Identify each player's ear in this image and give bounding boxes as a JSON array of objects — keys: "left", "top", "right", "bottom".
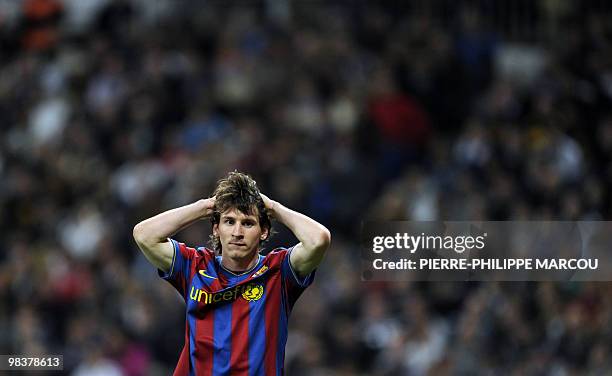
[
  {"left": 213, "top": 223, "right": 219, "bottom": 236},
  {"left": 260, "top": 226, "right": 269, "bottom": 240}
]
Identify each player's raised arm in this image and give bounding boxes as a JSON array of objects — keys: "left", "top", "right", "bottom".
[
  {"left": 262, "top": 194, "right": 331, "bottom": 278},
  {"left": 133, "top": 197, "right": 215, "bottom": 273}
]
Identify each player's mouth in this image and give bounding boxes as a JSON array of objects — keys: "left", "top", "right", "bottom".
[{"left": 229, "top": 242, "right": 247, "bottom": 247}]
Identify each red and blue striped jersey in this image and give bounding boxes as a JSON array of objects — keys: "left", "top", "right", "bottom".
[{"left": 158, "top": 239, "right": 315, "bottom": 376}]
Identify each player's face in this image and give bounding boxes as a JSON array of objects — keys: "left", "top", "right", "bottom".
[{"left": 213, "top": 208, "right": 268, "bottom": 261}]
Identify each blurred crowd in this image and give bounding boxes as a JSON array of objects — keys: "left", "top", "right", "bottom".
[{"left": 1, "top": 0, "right": 612, "bottom": 375}]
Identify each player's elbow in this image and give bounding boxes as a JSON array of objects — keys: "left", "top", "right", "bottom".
[
  {"left": 314, "top": 227, "right": 332, "bottom": 252},
  {"left": 133, "top": 222, "right": 157, "bottom": 249},
  {"left": 132, "top": 223, "right": 146, "bottom": 245}
]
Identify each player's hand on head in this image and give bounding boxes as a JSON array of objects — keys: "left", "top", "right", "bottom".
[
  {"left": 201, "top": 196, "right": 216, "bottom": 218},
  {"left": 260, "top": 193, "right": 277, "bottom": 213}
]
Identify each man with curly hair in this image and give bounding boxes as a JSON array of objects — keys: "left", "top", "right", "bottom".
[{"left": 133, "top": 171, "right": 331, "bottom": 376}]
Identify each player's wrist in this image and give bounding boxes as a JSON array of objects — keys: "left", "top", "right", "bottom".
[
  {"left": 268, "top": 200, "right": 278, "bottom": 213},
  {"left": 196, "top": 198, "right": 215, "bottom": 219}
]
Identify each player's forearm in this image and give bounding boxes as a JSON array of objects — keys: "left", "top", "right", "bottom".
[
  {"left": 268, "top": 201, "right": 331, "bottom": 253},
  {"left": 133, "top": 200, "right": 209, "bottom": 247}
]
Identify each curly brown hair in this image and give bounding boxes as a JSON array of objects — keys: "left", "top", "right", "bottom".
[{"left": 209, "top": 171, "right": 272, "bottom": 254}]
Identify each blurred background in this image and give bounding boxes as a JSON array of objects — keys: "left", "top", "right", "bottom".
[{"left": 1, "top": 0, "right": 612, "bottom": 374}]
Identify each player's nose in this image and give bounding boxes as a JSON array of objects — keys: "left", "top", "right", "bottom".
[{"left": 231, "top": 224, "right": 243, "bottom": 236}]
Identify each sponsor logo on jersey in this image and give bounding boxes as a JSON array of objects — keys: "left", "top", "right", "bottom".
[
  {"left": 198, "top": 270, "right": 217, "bottom": 279},
  {"left": 241, "top": 284, "right": 264, "bottom": 301},
  {"left": 190, "top": 283, "right": 264, "bottom": 304}
]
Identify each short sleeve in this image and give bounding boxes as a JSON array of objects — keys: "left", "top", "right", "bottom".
[
  {"left": 158, "top": 238, "right": 197, "bottom": 298},
  {"left": 280, "top": 246, "right": 315, "bottom": 308}
]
